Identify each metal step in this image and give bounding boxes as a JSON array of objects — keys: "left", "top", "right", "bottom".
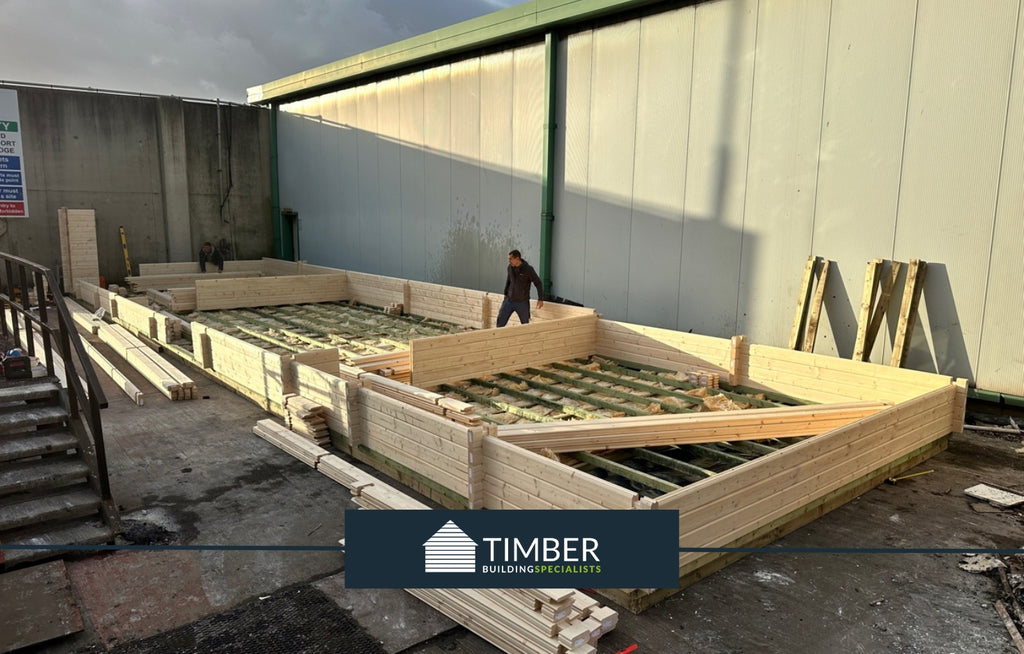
[
  {"left": 0, "top": 457, "right": 90, "bottom": 498},
  {"left": 0, "top": 405, "right": 69, "bottom": 434},
  {"left": 0, "top": 428, "right": 79, "bottom": 463},
  {"left": 0, "top": 486, "right": 101, "bottom": 532},
  {"left": 0, "top": 380, "right": 61, "bottom": 405},
  {"left": 1, "top": 519, "right": 115, "bottom": 569}
]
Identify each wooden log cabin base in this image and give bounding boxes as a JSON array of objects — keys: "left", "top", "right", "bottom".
[{"left": 86, "top": 262, "right": 964, "bottom": 617}]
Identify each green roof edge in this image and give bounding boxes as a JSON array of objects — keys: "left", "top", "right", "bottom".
[{"left": 247, "top": 0, "right": 666, "bottom": 104}]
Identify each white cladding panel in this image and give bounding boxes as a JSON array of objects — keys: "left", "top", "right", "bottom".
[
  {"left": 511, "top": 45, "right": 545, "bottom": 276},
  {"left": 978, "top": 3, "right": 1024, "bottom": 394},
  {"left": 626, "top": 8, "right": 693, "bottom": 329},
  {"left": 399, "top": 71, "right": 427, "bottom": 281},
  {"left": 892, "top": 2, "right": 1018, "bottom": 383},
  {"left": 423, "top": 65, "right": 454, "bottom": 284},
  {"left": 377, "top": 78, "right": 404, "bottom": 275},
  {"left": 739, "top": 0, "right": 828, "bottom": 348},
  {"left": 584, "top": 20, "right": 640, "bottom": 320},
  {"left": 552, "top": 32, "right": 593, "bottom": 304},
  {"left": 678, "top": 0, "right": 757, "bottom": 336}
]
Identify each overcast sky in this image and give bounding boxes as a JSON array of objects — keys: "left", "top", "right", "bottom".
[{"left": 1, "top": 0, "right": 521, "bottom": 104}]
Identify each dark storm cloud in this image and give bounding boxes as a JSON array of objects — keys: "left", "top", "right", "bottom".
[{"left": 0, "top": 0, "right": 520, "bottom": 103}]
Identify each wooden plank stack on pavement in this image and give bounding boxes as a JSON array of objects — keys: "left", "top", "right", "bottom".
[
  {"left": 247, "top": 417, "right": 619, "bottom": 654},
  {"left": 282, "top": 394, "right": 330, "bottom": 445},
  {"left": 65, "top": 297, "right": 197, "bottom": 400}
]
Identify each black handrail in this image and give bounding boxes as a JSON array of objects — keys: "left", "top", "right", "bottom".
[{"left": 0, "top": 252, "right": 112, "bottom": 506}]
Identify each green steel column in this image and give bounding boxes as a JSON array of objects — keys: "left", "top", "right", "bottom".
[
  {"left": 540, "top": 31, "right": 557, "bottom": 298},
  {"left": 270, "top": 105, "right": 285, "bottom": 259}
]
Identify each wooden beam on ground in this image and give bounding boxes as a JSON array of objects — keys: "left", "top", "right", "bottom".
[
  {"left": 495, "top": 401, "right": 888, "bottom": 453},
  {"left": 80, "top": 337, "right": 144, "bottom": 405},
  {"left": 890, "top": 259, "right": 927, "bottom": 368}
]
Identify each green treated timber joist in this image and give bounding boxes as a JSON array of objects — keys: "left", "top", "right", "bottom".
[{"left": 573, "top": 450, "right": 682, "bottom": 495}]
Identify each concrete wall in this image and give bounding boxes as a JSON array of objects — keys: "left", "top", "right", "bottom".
[
  {"left": 273, "top": 0, "right": 1024, "bottom": 398},
  {"left": 0, "top": 86, "right": 273, "bottom": 285}
]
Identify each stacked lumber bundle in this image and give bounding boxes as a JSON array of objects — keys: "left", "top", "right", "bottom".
[
  {"left": 67, "top": 298, "right": 197, "bottom": 400},
  {"left": 283, "top": 394, "right": 329, "bottom": 445},
  {"left": 253, "top": 419, "right": 328, "bottom": 467},
  {"left": 350, "top": 350, "right": 411, "bottom": 383},
  {"left": 687, "top": 370, "right": 720, "bottom": 389},
  {"left": 406, "top": 587, "right": 617, "bottom": 654},
  {"left": 79, "top": 338, "right": 144, "bottom": 405}
]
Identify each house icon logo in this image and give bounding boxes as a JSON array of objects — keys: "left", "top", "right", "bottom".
[{"left": 423, "top": 520, "right": 477, "bottom": 573}]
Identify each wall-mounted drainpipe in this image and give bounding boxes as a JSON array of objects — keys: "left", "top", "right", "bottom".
[
  {"left": 540, "top": 31, "right": 557, "bottom": 298},
  {"left": 270, "top": 105, "right": 284, "bottom": 259}
]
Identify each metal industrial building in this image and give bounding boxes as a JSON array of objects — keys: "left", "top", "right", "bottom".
[{"left": 249, "top": 0, "right": 1024, "bottom": 400}]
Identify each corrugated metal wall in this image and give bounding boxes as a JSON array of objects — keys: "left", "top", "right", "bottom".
[{"left": 277, "top": 0, "right": 1024, "bottom": 396}]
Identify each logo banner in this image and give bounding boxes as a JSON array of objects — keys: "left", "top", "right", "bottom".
[{"left": 345, "top": 510, "right": 679, "bottom": 589}]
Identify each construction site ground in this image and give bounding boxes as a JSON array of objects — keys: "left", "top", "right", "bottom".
[{"left": 11, "top": 350, "right": 1024, "bottom": 654}]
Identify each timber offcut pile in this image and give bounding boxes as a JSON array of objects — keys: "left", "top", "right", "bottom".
[
  {"left": 283, "top": 394, "right": 330, "bottom": 445},
  {"left": 251, "top": 419, "right": 620, "bottom": 654}
]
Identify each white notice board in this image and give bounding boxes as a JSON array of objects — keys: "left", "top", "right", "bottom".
[{"left": 0, "top": 89, "right": 28, "bottom": 218}]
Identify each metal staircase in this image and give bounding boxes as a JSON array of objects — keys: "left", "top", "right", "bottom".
[{"left": 0, "top": 253, "right": 119, "bottom": 570}]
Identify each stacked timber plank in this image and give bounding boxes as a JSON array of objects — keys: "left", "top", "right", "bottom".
[
  {"left": 66, "top": 298, "right": 197, "bottom": 400},
  {"left": 407, "top": 587, "right": 616, "bottom": 654},
  {"left": 253, "top": 419, "right": 329, "bottom": 468},
  {"left": 282, "top": 394, "right": 330, "bottom": 445},
  {"left": 350, "top": 350, "right": 411, "bottom": 383},
  {"left": 248, "top": 418, "right": 619, "bottom": 654},
  {"left": 58, "top": 207, "right": 100, "bottom": 291}
]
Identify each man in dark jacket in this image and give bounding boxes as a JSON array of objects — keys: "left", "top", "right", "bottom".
[
  {"left": 497, "top": 249, "right": 544, "bottom": 327},
  {"left": 199, "top": 242, "right": 224, "bottom": 272}
]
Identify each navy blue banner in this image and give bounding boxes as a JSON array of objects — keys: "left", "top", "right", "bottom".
[{"left": 345, "top": 510, "right": 679, "bottom": 589}]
